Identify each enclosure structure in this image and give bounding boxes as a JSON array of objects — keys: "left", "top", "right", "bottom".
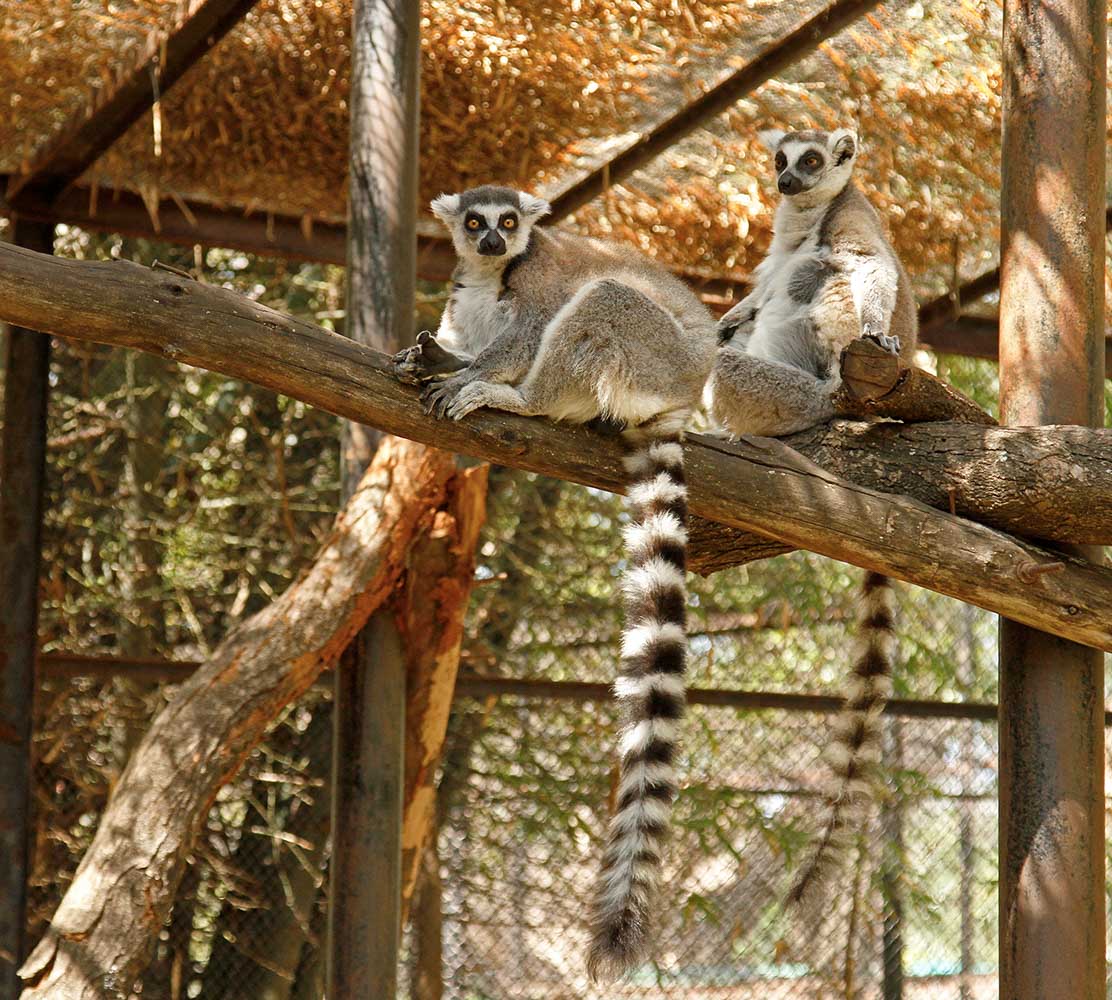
[{"left": 0, "top": 0, "right": 1109, "bottom": 998}]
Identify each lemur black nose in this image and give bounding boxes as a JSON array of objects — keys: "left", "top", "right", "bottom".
[
  {"left": 778, "top": 173, "right": 802, "bottom": 195},
  {"left": 478, "top": 232, "right": 506, "bottom": 256}
]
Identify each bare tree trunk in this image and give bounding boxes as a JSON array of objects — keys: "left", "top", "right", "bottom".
[
  {"left": 398, "top": 467, "right": 488, "bottom": 923},
  {"left": 411, "top": 811, "right": 444, "bottom": 1000},
  {"left": 18, "top": 437, "right": 476, "bottom": 999}
]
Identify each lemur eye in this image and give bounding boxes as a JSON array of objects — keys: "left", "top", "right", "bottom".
[
  {"left": 466, "top": 217, "right": 481, "bottom": 231},
  {"left": 804, "top": 154, "right": 820, "bottom": 167},
  {"left": 775, "top": 153, "right": 786, "bottom": 170},
  {"left": 502, "top": 216, "right": 517, "bottom": 230}
]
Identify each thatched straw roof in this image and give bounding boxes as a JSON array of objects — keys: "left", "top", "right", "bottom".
[{"left": 2, "top": 1, "right": 1111, "bottom": 305}]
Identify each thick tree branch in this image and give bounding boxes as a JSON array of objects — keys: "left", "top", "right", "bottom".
[
  {"left": 19, "top": 438, "right": 459, "bottom": 998},
  {"left": 833, "top": 337, "right": 997, "bottom": 425},
  {"left": 0, "top": 244, "right": 1110, "bottom": 650},
  {"left": 687, "top": 419, "right": 1112, "bottom": 572},
  {"left": 398, "top": 467, "right": 489, "bottom": 923}
]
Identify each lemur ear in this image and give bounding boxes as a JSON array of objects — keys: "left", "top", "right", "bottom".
[
  {"left": 830, "top": 129, "right": 858, "bottom": 166},
  {"left": 757, "top": 129, "right": 786, "bottom": 152},
  {"left": 430, "top": 193, "right": 461, "bottom": 223},
  {"left": 518, "top": 193, "right": 551, "bottom": 221}
]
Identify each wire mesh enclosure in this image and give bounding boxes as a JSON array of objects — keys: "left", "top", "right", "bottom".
[
  {"left": 30, "top": 533, "right": 1098, "bottom": 1000},
  {"left": 23, "top": 326, "right": 1108, "bottom": 998},
  {"left": 27, "top": 666, "right": 1050, "bottom": 1000},
  {"left": 434, "top": 689, "right": 1006, "bottom": 1000}
]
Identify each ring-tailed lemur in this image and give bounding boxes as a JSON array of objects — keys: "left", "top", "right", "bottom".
[
  {"left": 706, "top": 128, "right": 915, "bottom": 907},
  {"left": 392, "top": 185, "right": 717, "bottom": 979}
]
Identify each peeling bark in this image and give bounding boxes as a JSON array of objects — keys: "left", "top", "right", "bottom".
[
  {"left": 397, "top": 465, "right": 489, "bottom": 924},
  {"left": 19, "top": 437, "right": 458, "bottom": 1000}
]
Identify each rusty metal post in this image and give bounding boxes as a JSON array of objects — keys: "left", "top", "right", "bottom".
[
  {"left": 998, "top": 1, "right": 1106, "bottom": 998},
  {"left": 0, "top": 219, "right": 54, "bottom": 1000},
  {"left": 327, "top": 0, "right": 419, "bottom": 996}
]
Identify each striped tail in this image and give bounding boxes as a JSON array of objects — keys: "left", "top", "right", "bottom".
[
  {"left": 788, "top": 571, "right": 896, "bottom": 907},
  {"left": 586, "top": 431, "right": 689, "bottom": 982}
]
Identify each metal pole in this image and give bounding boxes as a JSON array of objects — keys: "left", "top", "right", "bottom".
[
  {"left": 998, "top": 1, "right": 1106, "bottom": 998},
  {"left": 0, "top": 219, "right": 54, "bottom": 999},
  {"left": 328, "top": 0, "right": 419, "bottom": 996}
]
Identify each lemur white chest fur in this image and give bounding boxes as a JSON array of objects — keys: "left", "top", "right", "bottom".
[
  {"left": 437, "top": 264, "right": 517, "bottom": 360},
  {"left": 745, "top": 200, "right": 828, "bottom": 366}
]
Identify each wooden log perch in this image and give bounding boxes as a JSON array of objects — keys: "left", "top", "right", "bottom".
[
  {"left": 833, "top": 336, "right": 997, "bottom": 424},
  {"left": 687, "top": 419, "right": 1112, "bottom": 573},
  {"left": 0, "top": 243, "right": 1110, "bottom": 651},
  {"left": 18, "top": 437, "right": 470, "bottom": 998}
]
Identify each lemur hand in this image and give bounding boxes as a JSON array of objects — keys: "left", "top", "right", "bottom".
[
  {"left": 716, "top": 296, "right": 758, "bottom": 346},
  {"left": 421, "top": 371, "right": 476, "bottom": 420},
  {"left": 392, "top": 331, "right": 470, "bottom": 385},
  {"left": 862, "top": 327, "right": 901, "bottom": 356}
]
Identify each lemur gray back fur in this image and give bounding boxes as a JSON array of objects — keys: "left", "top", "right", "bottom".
[
  {"left": 705, "top": 129, "right": 913, "bottom": 911},
  {"left": 392, "top": 186, "right": 717, "bottom": 981}
]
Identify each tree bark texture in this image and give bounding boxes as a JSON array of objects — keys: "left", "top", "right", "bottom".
[
  {"left": 18, "top": 437, "right": 463, "bottom": 999},
  {"left": 0, "top": 246, "right": 1110, "bottom": 650},
  {"left": 687, "top": 419, "right": 1112, "bottom": 572},
  {"left": 833, "top": 335, "right": 997, "bottom": 425},
  {"left": 397, "top": 466, "right": 488, "bottom": 924}
]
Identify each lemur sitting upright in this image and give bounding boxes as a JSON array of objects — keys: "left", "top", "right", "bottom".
[
  {"left": 707, "top": 128, "right": 917, "bottom": 907},
  {"left": 392, "top": 185, "right": 718, "bottom": 980}
]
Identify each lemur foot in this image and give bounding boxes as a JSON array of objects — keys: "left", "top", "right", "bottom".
[
  {"left": 392, "top": 330, "right": 469, "bottom": 385},
  {"left": 862, "top": 329, "right": 901, "bottom": 356}
]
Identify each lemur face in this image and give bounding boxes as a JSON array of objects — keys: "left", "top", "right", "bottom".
[
  {"left": 758, "top": 128, "right": 858, "bottom": 206},
  {"left": 431, "top": 185, "right": 550, "bottom": 264}
]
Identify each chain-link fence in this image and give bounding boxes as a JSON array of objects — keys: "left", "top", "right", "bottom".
[
  {"left": 23, "top": 460, "right": 1105, "bottom": 1000},
  {"left": 29, "top": 635, "right": 1086, "bottom": 1000},
  {"left": 435, "top": 692, "right": 1000, "bottom": 1000}
]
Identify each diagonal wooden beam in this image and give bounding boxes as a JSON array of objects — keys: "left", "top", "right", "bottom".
[
  {"left": 4, "top": 179, "right": 746, "bottom": 303},
  {"left": 546, "top": 0, "right": 884, "bottom": 221},
  {"left": 917, "top": 204, "right": 1112, "bottom": 333},
  {"left": 6, "top": 0, "right": 259, "bottom": 208}
]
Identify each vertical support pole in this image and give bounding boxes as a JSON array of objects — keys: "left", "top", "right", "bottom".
[
  {"left": 0, "top": 219, "right": 54, "bottom": 1000},
  {"left": 998, "top": 2, "right": 1106, "bottom": 999},
  {"left": 328, "top": 1, "right": 419, "bottom": 997},
  {"left": 880, "top": 719, "right": 904, "bottom": 1000}
]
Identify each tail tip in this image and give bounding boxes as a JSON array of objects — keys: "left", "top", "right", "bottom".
[
  {"left": 786, "top": 867, "right": 827, "bottom": 912},
  {"left": 586, "top": 932, "right": 645, "bottom": 983}
]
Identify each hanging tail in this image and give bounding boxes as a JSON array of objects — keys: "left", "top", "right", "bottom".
[
  {"left": 788, "top": 571, "right": 896, "bottom": 907},
  {"left": 587, "top": 419, "right": 689, "bottom": 981}
]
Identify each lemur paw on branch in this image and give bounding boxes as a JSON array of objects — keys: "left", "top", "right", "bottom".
[
  {"left": 707, "top": 127, "right": 915, "bottom": 910},
  {"left": 392, "top": 185, "right": 717, "bottom": 979}
]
